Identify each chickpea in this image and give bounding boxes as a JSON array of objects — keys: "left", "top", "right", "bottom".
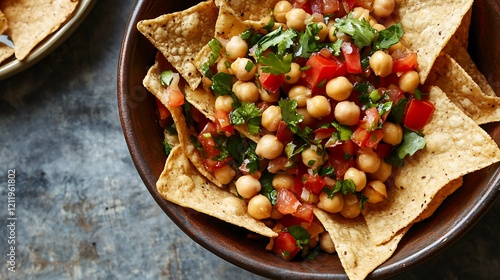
[
  {"left": 285, "top": 62, "right": 302, "bottom": 84},
  {"left": 398, "top": 70, "right": 420, "bottom": 93},
  {"left": 215, "top": 95, "right": 234, "bottom": 112},
  {"left": 216, "top": 57, "right": 232, "bottom": 74},
  {"left": 356, "top": 148, "right": 381, "bottom": 174},
  {"left": 370, "top": 50, "right": 393, "bottom": 77},
  {"left": 316, "top": 22, "right": 329, "bottom": 42},
  {"left": 213, "top": 164, "right": 236, "bottom": 185},
  {"left": 261, "top": 105, "right": 282, "bottom": 132},
  {"left": 340, "top": 193, "right": 361, "bottom": 219},
  {"left": 343, "top": 167, "right": 367, "bottom": 192},
  {"left": 328, "top": 25, "right": 337, "bottom": 42},
  {"left": 373, "top": 0, "right": 396, "bottom": 18},
  {"left": 372, "top": 23, "right": 386, "bottom": 32},
  {"left": 247, "top": 194, "right": 272, "bottom": 219},
  {"left": 362, "top": 180, "right": 387, "bottom": 203},
  {"left": 233, "top": 81, "right": 259, "bottom": 103},
  {"left": 369, "top": 160, "right": 392, "bottom": 182},
  {"left": 389, "top": 41, "right": 404, "bottom": 54},
  {"left": 334, "top": 101, "right": 360, "bottom": 126},
  {"left": 352, "top": 7, "right": 370, "bottom": 21},
  {"left": 255, "top": 134, "right": 285, "bottom": 160},
  {"left": 297, "top": 107, "right": 315, "bottom": 126},
  {"left": 259, "top": 86, "right": 281, "bottom": 102},
  {"left": 221, "top": 196, "right": 246, "bottom": 216},
  {"left": 306, "top": 95, "right": 331, "bottom": 119},
  {"left": 274, "top": 1, "right": 293, "bottom": 23},
  {"left": 326, "top": 76, "right": 353, "bottom": 101},
  {"left": 308, "top": 236, "right": 319, "bottom": 248},
  {"left": 231, "top": 57, "right": 257, "bottom": 81},
  {"left": 272, "top": 173, "right": 294, "bottom": 190},
  {"left": 382, "top": 121, "right": 403, "bottom": 145},
  {"left": 270, "top": 206, "right": 285, "bottom": 219},
  {"left": 225, "top": 36, "right": 248, "bottom": 60},
  {"left": 301, "top": 145, "right": 325, "bottom": 170},
  {"left": 317, "top": 192, "right": 344, "bottom": 213},
  {"left": 285, "top": 8, "right": 309, "bottom": 31},
  {"left": 288, "top": 85, "right": 311, "bottom": 107},
  {"left": 320, "top": 231, "right": 336, "bottom": 254},
  {"left": 235, "top": 175, "right": 262, "bottom": 199}
]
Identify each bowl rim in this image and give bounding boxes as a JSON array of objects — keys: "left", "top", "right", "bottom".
[{"left": 117, "top": 0, "right": 500, "bottom": 278}]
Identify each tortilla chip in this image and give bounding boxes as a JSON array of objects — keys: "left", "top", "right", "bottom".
[
  {"left": 426, "top": 53, "right": 500, "bottom": 124},
  {"left": 363, "top": 86, "right": 500, "bottom": 245},
  {"left": 393, "top": 0, "right": 473, "bottom": 84},
  {"left": 443, "top": 37, "right": 497, "bottom": 97},
  {"left": 215, "top": 0, "right": 280, "bottom": 21},
  {"left": 0, "top": 0, "right": 79, "bottom": 60},
  {"left": 451, "top": 7, "right": 472, "bottom": 49},
  {"left": 158, "top": 145, "right": 278, "bottom": 238},
  {"left": 413, "top": 177, "right": 463, "bottom": 223},
  {"left": 184, "top": 85, "right": 217, "bottom": 121},
  {"left": 0, "top": 10, "right": 8, "bottom": 34},
  {"left": 137, "top": 1, "right": 219, "bottom": 90},
  {"left": 314, "top": 209, "right": 406, "bottom": 280},
  {"left": 0, "top": 43, "right": 14, "bottom": 64}
]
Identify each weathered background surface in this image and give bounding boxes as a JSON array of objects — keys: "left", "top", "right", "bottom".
[{"left": 0, "top": 0, "right": 498, "bottom": 279}]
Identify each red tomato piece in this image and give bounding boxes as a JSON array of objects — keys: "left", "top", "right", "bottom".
[
  {"left": 303, "top": 174, "right": 326, "bottom": 194},
  {"left": 166, "top": 87, "right": 185, "bottom": 107},
  {"left": 404, "top": 98, "right": 435, "bottom": 131},
  {"left": 292, "top": 203, "right": 314, "bottom": 224},
  {"left": 314, "top": 127, "right": 336, "bottom": 140},
  {"left": 365, "top": 129, "right": 384, "bottom": 148},
  {"left": 392, "top": 52, "right": 418, "bottom": 73},
  {"left": 214, "top": 109, "right": 234, "bottom": 135},
  {"left": 304, "top": 53, "right": 347, "bottom": 93},
  {"left": 360, "top": 107, "right": 380, "bottom": 131},
  {"left": 197, "top": 122, "right": 220, "bottom": 159},
  {"left": 351, "top": 127, "right": 370, "bottom": 147},
  {"left": 375, "top": 142, "right": 392, "bottom": 158},
  {"left": 273, "top": 232, "right": 301, "bottom": 261},
  {"left": 259, "top": 73, "right": 285, "bottom": 94},
  {"left": 276, "top": 189, "right": 301, "bottom": 215},
  {"left": 341, "top": 41, "right": 362, "bottom": 74},
  {"left": 155, "top": 98, "right": 171, "bottom": 128},
  {"left": 276, "top": 121, "right": 295, "bottom": 143},
  {"left": 310, "top": 0, "right": 341, "bottom": 14},
  {"left": 292, "top": 0, "right": 313, "bottom": 14}
]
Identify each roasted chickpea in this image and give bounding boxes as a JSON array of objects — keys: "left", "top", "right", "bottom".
[
  {"left": 233, "top": 81, "right": 259, "bottom": 103},
  {"left": 334, "top": 101, "right": 360, "bottom": 126},
  {"left": 362, "top": 180, "right": 387, "bottom": 203},
  {"left": 306, "top": 95, "right": 331, "bottom": 119},
  {"left": 373, "top": 0, "right": 396, "bottom": 18},
  {"left": 261, "top": 105, "right": 282, "bottom": 132},
  {"left": 288, "top": 85, "right": 311, "bottom": 107},
  {"left": 255, "top": 134, "right": 285, "bottom": 160},
  {"left": 356, "top": 148, "right": 381, "bottom": 174},
  {"left": 225, "top": 36, "right": 248, "bottom": 60},
  {"left": 272, "top": 173, "right": 294, "bottom": 190},
  {"left": 216, "top": 57, "right": 232, "bottom": 74},
  {"left": 320, "top": 232, "right": 336, "bottom": 254},
  {"left": 369, "top": 160, "right": 392, "bottom": 182},
  {"left": 215, "top": 95, "right": 234, "bottom": 112},
  {"left": 398, "top": 70, "right": 420, "bottom": 93},
  {"left": 297, "top": 107, "right": 315, "bottom": 126},
  {"left": 213, "top": 164, "right": 236, "bottom": 185},
  {"left": 382, "top": 121, "right": 403, "bottom": 145},
  {"left": 285, "top": 62, "right": 302, "bottom": 84},
  {"left": 343, "top": 167, "right": 367, "bottom": 192},
  {"left": 231, "top": 57, "right": 257, "bottom": 81},
  {"left": 317, "top": 192, "right": 344, "bottom": 213},
  {"left": 247, "top": 194, "right": 272, "bottom": 219},
  {"left": 326, "top": 76, "right": 353, "bottom": 101},
  {"left": 274, "top": 0, "right": 293, "bottom": 23},
  {"left": 340, "top": 193, "right": 361, "bottom": 219},
  {"left": 370, "top": 50, "right": 393, "bottom": 77},
  {"left": 235, "top": 175, "right": 262, "bottom": 199},
  {"left": 301, "top": 145, "right": 325, "bottom": 170},
  {"left": 285, "top": 8, "right": 309, "bottom": 31}
]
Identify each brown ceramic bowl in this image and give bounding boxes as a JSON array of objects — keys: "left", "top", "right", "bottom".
[{"left": 117, "top": 1, "right": 500, "bottom": 278}]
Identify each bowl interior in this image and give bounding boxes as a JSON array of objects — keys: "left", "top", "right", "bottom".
[{"left": 117, "top": 0, "right": 500, "bottom": 278}]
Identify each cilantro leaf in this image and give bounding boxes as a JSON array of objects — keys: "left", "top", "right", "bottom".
[
  {"left": 163, "top": 139, "right": 173, "bottom": 156},
  {"left": 279, "top": 98, "right": 303, "bottom": 126},
  {"left": 258, "top": 52, "right": 293, "bottom": 74},
  {"left": 295, "top": 22, "right": 323, "bottom": 58},
  {"left": 229, "top": 102, "right": 262, "bottom": 134},
  {"left": 324, "top": 179, "right": 356, "bottom": 197},
  {"left": 388, "top": 97, "right": 408, "bottom": 123},
  {"left": 397, "top": 129, "right": 426, "bottom": 159},
  {"left": 210, "top": 72, "right": 235, "bottom": 96},
  {"left": 287, "top": 225, "right": 311, "bottom": 249},
  {"left": 334, "top": 13, "right": 377, "bottom": 48},
  {"left": 373, "top": 23, "right": 403, "bottom": 50},
  {"left": 254, "top": 26, "right": 297, "bottom": 58},
  {"left": 331, "top": 121, "right": 353, "bottom": 141},
  {"left": 260, "top": 171, "right": 277, "bottom": 205}
]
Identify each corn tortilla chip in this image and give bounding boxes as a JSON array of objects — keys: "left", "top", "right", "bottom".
[
  {"left": 137, "top": 1, "right": 219, "bottom": 90},
  {"left": 0, "top": 0, "right": 79, "bottom": 60},
  {"left": 0, "top": 9, "right": 8, "bottom": 34},
  {"left": 451, "top": 7, "right": 472, "bottom": 49},
  {"left": 393, "top": 0, "right": 473, "bottom": 84},
  {"left": 158, "top": 145, "right": 278, "bottom": 238},
  {"left": 0, "top": 43, "right": 14, "bottom": 64},
  {"left": 427, "top": 53, "right": 500, "bottom": 124},
  {"left": 215, "top": 0, "right": 280, "bottom": 21},
  {"left": 413, "top": 177, "right": 463, "bottom": 223},
  {"left": 363, "top": 86, "right": 500, "bottom": 245}
]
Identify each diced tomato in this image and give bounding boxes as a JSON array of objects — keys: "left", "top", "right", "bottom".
[
  {"left": 365, "top": 129, "right": 384, "bottom": 148},
  {"left": 155, "top": 98, "right": 171, "bottom": 128},
  {"left": 292, "top": 203, "right": 314, "bottom": 224},
  {"left": 342, "top": 0, "right": 372, "bottom": 12},
  {"left": 197, "top": 122, "right": 220, "bottom": 159},
  {"left": 268, "top": 156, "right": 298, "bottom": 174},
  {"left": 279, "top": 214, "right": 303, "bottom": 227},
  {"left": 303, "top": 174, "right": 326, "bottom": 194},
  {"left": 273, "top": 232, "right": 301, "bottom": 261},
  {"left": 378, "top": 74, "right": 400, "bottom": 88},
  {"left": 292, "top": 0, "right": 313, "bottom": 14},
  {"left": 352, "top": 127, "right": 370, "bottom": 147},
  {"left": 326, "top": 153, "right": 355, "bottom": 179},
  {"left": 310, "top": 0, "right": 341, "bottom": 14},
  {"left": 375, "top": 142, "right": 392, "bottom": 158},
  {"left": 259, "top": 73, "right": 285, "bottom": 94},
  {"left": 214, "top": 109, "right": 234, "bottom": 135},
  {"left": 381, "top": 87, "right": 405, "bottom": 104},
  {"left": 304, "top": 53, "right": 347, "bottom": 93},
  {"left": 276, "top": 189, "right": 301, "bottom": 215},
  {"left": 276, "top": 121, "right": 295, "bottom": 143},
  {"left": 314, "top": 127, "right": 336, "bottom": 141},
  {"left": 392, "top": 52, "right": 418, "bottom": 73},
  {"left": 341, "top": 41, "right": 362, "bottom": 74},
  {"left": 166, "top": 86, "right": 185, "bottom": 107},
  {"left": 360, "top": 107, "right": 380, "bottom": 131},
  {"left": 404, "top": 98, "right": 435, "bottom": 131}
]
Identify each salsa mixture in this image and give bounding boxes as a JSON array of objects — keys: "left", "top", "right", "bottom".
[{"left": 157, "top": 0, "right": 435, "bottom": 261}]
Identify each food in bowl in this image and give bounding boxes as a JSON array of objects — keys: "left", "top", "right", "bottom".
[{"left": 132, "top": 0, "right": 500, "bottom": 279}]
